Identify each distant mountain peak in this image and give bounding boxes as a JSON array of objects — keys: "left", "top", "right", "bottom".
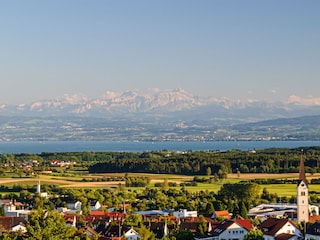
[
  {"left": 1, "top": 89, "right": 320, "bottom": 120},
  {"left": 287, "top": 95, "right": 320, "bottom": 106}
]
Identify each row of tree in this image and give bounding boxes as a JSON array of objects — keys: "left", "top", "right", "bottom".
[
  {"left": 88, "top": 147, "right": 320, "bottom": 175},
  {"left": 1, "top": 146, "right": 320, "bottom": 175}
]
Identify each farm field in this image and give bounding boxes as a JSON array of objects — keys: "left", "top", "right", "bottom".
[{"left": 1, "top": 172, "right": 319, "bottom": 197}]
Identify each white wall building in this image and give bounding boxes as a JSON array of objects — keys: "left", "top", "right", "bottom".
[
  {"left": 259, "top": 218, "right": 302, "bottom": 240},
  {"left": 66, "top": 201, "right": 82, "bottom": 211},
  {"left": 297, "top": 153, "right": 309, "bottom": 223},
  {"left": 124, "top": 227, "right": 140, "bottom": 240},
  {"left": 173, "top": 209, "right": 197, "bottom": 218}
]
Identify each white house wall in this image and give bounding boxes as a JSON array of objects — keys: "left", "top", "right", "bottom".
[
  {"left": 125, "top": 229, "right": 140, "bottom": 240},
  {"left": 276, "top": 222, "right": 302, "bottom": 237},
  {"left": 218, "top": 223, "right": 248, "bottom": 240}
]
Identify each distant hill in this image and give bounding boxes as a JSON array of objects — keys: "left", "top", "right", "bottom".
[
  {"left": 229, "top": 115, "right": 320, "bottom": 141},
  {"left": 1, "top": 89, "right": 320, "bottom": 141}
]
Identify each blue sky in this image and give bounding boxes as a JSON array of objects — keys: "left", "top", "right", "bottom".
[{"left": 0, "top": 0, "right": 319, "bottom": 104}]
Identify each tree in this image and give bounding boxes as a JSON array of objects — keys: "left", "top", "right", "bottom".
[
  {"left": 244, "top": 229, "right": 264, "bottom": 240},
  {"left": 123, "top": 214, "right": 143, "bottom": 227},
  {"left": 25, "top": 209, "right": 76, "bottom": 239},
  {"left": 218, "top": 182, "right": 260, "bottom": 206},
  {"left": 0, "top": 231, "right": 23, "bottom": 240},
  {"left": 239, "top": 201, "right": 248, "bottom": 219},
  {"left": 197, "top": 215, "right": 208, "bottom": 236},
  {"left": 237, "top": 169, "right": 241, "bottom": 178},
  {"left": 232, "top": 202, "right": 239, "bottom": 218},
  {"left": 0, "top": 205, "right": 5, "bottom": 216},
  {"left": 206, "top": 167, "right": 212, "bottom": 176},
  {"left": 136, "top": 224, "right": 155, "bottom": 240},
  {"left": 162, "top": 179, "right": 169, "bottom": 191},
  {"left": 204, "top": 202, "right": 215, "bottom": 217},
  {"left": 173, "top": 230, "right": 194, "bottom": 240}
]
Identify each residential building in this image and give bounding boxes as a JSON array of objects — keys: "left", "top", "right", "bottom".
[
  {"left": 66, "top": 200, "right": 82, "bottom": 211},
  {"left": 258, "top": 218, "right": 302, "bottom": 240},
  {"left": 174, "top": 209, "right": 197, "bottom": 218},
  {"left": 205, "top": 219, "right": 252, "bottom": 240},
  {"left": 89, "top": 200, "right": 101, "bottom": 211},
  {"left": 305, "top": 221, "right": 320, "bottom": 240},
  {"left": 211, "top": 210, "right": 231, "bottom": 220},
  {"left": 0, "top": 216, "right": 26, "bottom": 233}
]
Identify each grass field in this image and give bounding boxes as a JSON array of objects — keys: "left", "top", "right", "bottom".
[{"left": 0, "top": 172, "right": 319, "bottom": 197}]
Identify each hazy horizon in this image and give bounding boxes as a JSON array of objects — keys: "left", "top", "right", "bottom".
[{"left": 1, "top": 1, "right": 319, "bottom": 104}]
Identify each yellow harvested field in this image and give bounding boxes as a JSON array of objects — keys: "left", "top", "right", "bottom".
[
  {"left": 229, "top": 173, "right": 320, "bottom": 180},
  {"left": 0, "top": 178, "right": 125, "bottom": 188},
  {"left": 228, "top": 173, "right": 298, "bottom": 179},
  {"left": 1, "top": 172, "right": 319, "bottom": 192}
]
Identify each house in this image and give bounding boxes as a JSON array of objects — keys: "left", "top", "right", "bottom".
[
  {"left": 101, "top": 225, "right": 140, "bottom": 240},
  {"left": 258, "top": 218, "right": 302, "bottom": 240},
  {"left": 64, "top": 215, "right": 77, "bottom": 227},
  {"left": 0, "top": 199, "right": 16, "bottom": 212},
  {"left": 180, "top": 221, "right": 199, "bottom": 233},
  {"left": 0, "top": 200, "right": 24, "bottom": 212},
  {"left": 206, "top": 219, "right": 252, "bottom": 240},
  {"left": 212, "top": 210, "right": 231, "bottom": 220},
  {"left": 58, "top": 207, "right": 82, "bottom": 215},
  {"left": 90, "top": 200, "right": 101, "bottom": 211},
  {"left": 0, "top": 216, "right": 26, "bottom": 233},
  {"left": 5, "top": 209, "right": 31, "bottom": 219},
  {"left": 305, "top": 221, "right": 320, "bottom": 240},
  {"left": 134, "top": 210, "right": 169, "bottom": 216},
  {"left": 178, "top": 216, "right": 219, "bottom": 235},
  {"left": 89, "top": 210, "right": 125, "bottom": 223},
  {"left": 145, "top": 222, "right": 170, "bottom": 239},
  {"left": 66, "top": 200, "right": 82, "bottom": 211},
  {"left": 10, "top": 222, "right": 27, "bottom": 233},
  {"left": 310, "top": 216, "right": 320, "bottom": 223},
  {"left": 124, "top": 227, "right": 140, "bottom": 240},
  {"left": 174, "top": 209, "right": 197, "bottom": 218},
  {"left": 85, "top": 226, "right": 99, "bottom": 239}
]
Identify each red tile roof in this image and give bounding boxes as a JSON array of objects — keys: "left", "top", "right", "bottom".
[
  {"left": 258, "top": 218, "right": 298, "bottom": 237},
  {"left": 211, "top": 220, "right": 234, "bottom": 236},
  {"left": 309, "top": 215, "right": 320, "bottom": 223},
  {"left": 215, "top": 210, "right": 231, "bottom": 219},
  {"left": 90, "top": 210, "right": 106, "bottom": 216},
  {"left": 235, "top": 219, "right": 253, "bottom": 231}
]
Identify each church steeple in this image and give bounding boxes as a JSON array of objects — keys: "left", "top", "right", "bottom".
[
  {"left": 298, "top": 150, "right": 307, "bottom": 184},
  {"left": 297, "top": 149, "right": 309, "bottom": 224}
]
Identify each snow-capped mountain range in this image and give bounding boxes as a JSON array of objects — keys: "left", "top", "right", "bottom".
[{"left": 1, "top": 88, "right": 320, "bottom": 120}]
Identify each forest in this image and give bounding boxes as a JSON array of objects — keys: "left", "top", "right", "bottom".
[
  {"left": 1, "top": 146, "right": 319, "bottom": 176},
  {"left": 86, "top": 147, "right": 320, "bottom": 175}
]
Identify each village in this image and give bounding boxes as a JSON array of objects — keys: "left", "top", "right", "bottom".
[{"left": 0, "top": 154, "right": 320, "bottom": 240}]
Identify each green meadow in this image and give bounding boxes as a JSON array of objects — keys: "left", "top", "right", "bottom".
[{"left": 0, "top": 172, "right": 319, "bottom": 198}]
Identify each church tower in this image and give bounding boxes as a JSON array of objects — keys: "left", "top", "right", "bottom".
[
  {"left": 36, "top": 181, "right": 41, "bottom": 194},
  {"left": 297, "top": 151, "right": 309, "bottom": 223}
]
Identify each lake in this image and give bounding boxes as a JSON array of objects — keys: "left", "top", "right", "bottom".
[{"left": 0, "top": 140, "right": 319, "bottom": 154}]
